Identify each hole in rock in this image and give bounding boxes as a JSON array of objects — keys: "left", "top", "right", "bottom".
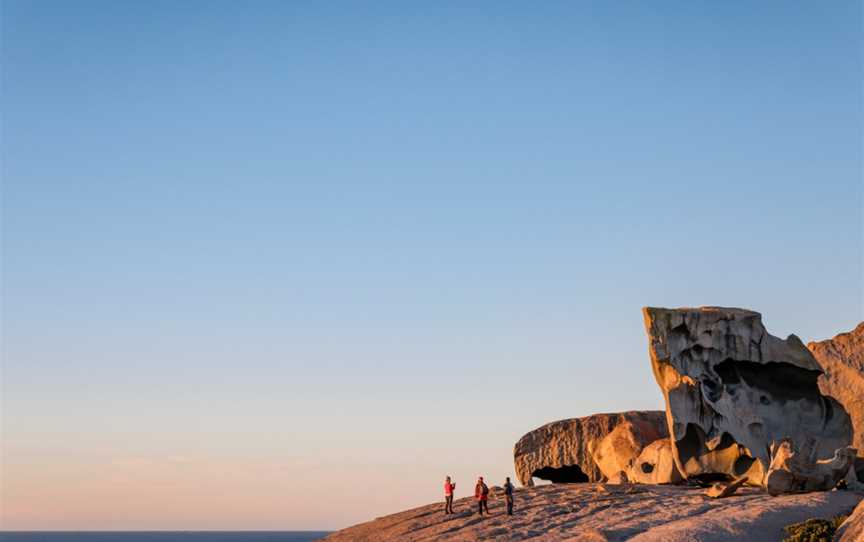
[
  {"left": 671, "top": 323, "right": 689, "bottom": 335},
  {"left": 677, "top": 424, "right": 738, "bottom": 463},
  {"left": 531, "top": 465, "right": 589, "bottom": 483},
  {"left": 701, "top": 377, "right": 722, "bottom": 402},
  {"left": 676, "top": 423, "right": 705, "bottom": 465},
  {"left": 733, "top": 455, "right": 756, "bottom": 476},
  {"left": 713, "top": 359, "right": 823, "bottom": 403}
]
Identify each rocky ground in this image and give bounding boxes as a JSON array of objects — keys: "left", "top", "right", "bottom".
[{"left": 323, "top": 483, "right": 863, "bottom": 542}]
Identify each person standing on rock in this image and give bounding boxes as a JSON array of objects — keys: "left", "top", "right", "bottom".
[
  {"left": 503, "top": 477, "right": 514, "bottom": 515},
  {"left": 443, "top": 476, "right": 456, "bottom": 514},
  {"left": 475, "top": 476, "right": 489, "bottom": 516}
]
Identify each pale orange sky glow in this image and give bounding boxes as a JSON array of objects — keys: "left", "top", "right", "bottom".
[
  {"left": 3, "top": 451, "right": 442, "bottom": 530},
  {"left": 1, "top": 426, "right": 532, "bottom": 530}
]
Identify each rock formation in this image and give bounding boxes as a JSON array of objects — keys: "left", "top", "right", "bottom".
[
  {"left": 706, "top": 476, "right": 748, "bottom": 499},
  {"left": 629, "top": 438, "right": 684, "bottom": 485},
  {"left": 513, "top": 411, "right": 670, "bottom": 486},
  {"left": 642, "top": 307, "right": 853, "bottom": 486},
  {"left": 592, "top": 414, "right": 671, "bottom": 484},
  {"left": 835, "top": 498, "right": 864, "bottom": 542},
  {"left": 809, "top": 322, "right": 864, "bottom": 483},
  {"left": 323, "top": 482, "right": 864, "bottom": 542},
  {"left": 764, "top": 437, "right": 857, "bottom": 496}
]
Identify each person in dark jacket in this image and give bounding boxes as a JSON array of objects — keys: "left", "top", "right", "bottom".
[
  {"left": 503, "top": 477, "right": 514, "bottom": 515},
  {"left": 443, "top": 476, "right": 456, "bottom": 514},
  {"left": 474, "top": 476, "right": 489, "bottom": 516}
]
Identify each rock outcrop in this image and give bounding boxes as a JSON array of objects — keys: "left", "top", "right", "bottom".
[
  {"left": 323, "top": 483, "right": 864, "bottom": 542},
  {"left": 764, "top": 437, "right": 857, "bottom": 496},
  {"left": 629, "top": 438, "right": 683, "bottom": 485},
  {"left": 809, "top": 322, "right": 864, "bottom": 483},
  {"left": 642, "top": 307, "right": 853, "bottom": 486},
  {"left": 835, "top": 498, "right": 864, "bottom": 542},
  {"left": 513, "top": 411, "right": 670, "bottom": 486}
]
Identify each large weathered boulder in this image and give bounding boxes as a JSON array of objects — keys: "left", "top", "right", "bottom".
[
  {"left": 764, "top": 437, "right": 856, "bottom": 496},
  {"left": 513, "top": 411, "right": 669, "bottom": 486},
  {"left": 642, "top": 307, "right": 853, "bottom": 486},
  {"left": 834, "top": 498, "right": 864, "bottom": 542},
  {"left": 809, "top": 322, "right": 864, "bottom": 483},
  {"left": 630, "top": 438, "right": 684, "bottom": 485},
  {"left": 593, "top": 414, "right": 671, "bottom": 483}
]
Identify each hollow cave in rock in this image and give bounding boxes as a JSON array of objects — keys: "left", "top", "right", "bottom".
[
  {"left": 713, "top": 359, "right": 824, "bottom": 403},
  {"left": 531, "top": 464, "right": 589, "bottom": 483}
]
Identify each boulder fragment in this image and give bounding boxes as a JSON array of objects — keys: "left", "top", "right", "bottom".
[
  {"left": 764, "top": 437, "right": 857, "bottom": 496},
  {"left": 642, "top": 306, "right": 853, "bottom": 485},
  {"left": 705, "top": 476, "right": 748, "bottom": 498}
]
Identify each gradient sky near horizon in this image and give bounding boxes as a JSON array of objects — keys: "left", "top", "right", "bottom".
[{"left": 1, "top": 0, "right": 862, "bottom": 532}]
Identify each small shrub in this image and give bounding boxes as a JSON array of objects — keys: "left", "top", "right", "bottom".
[{"left": 782, "top": 514, "right": 848, "bottom": 542}]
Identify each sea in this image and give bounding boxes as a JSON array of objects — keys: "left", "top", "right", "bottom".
[{"left": 0, "top": 534, "right": 330, "bottom": 542}]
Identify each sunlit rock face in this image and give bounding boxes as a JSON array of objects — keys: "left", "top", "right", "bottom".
[
  {"left": 513, "top": 411, "right": 669, "bottom": 486},
  {"left": 808, "top": 322, "right": 864, "bottom": 482},
  {"left": 836, "top": 498, "right": 864, "bottom": 542},
  {"left": 642, "top": 306, "right": 853, "bottom": 485},
  {"left": 630, "top": 438, "right": 684, "bottom": 485},
  {"left": 764, "top": 437, "right": 856, "bottom": 496}
]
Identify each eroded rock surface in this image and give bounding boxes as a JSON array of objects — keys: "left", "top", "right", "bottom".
[
  {"left": 323, "top": 483, "right": 864, "bottom": 542},
  {"left": 630, "top": 439, "right": 683, "bottom": 485},
  {"left": 764, "top": 437, "right": 857, "bottom": 496},
  {"left": 643, "top": 306, "right": 853, "bottom": 486},
  {"left": 706, "top": 476, "right": 749, "bottom": 499},
  {"left": 809, "top": 322, "right": 864, "bottom": 483},
  {"left": 835, "top": 498, "right": 864, "bottom": 542},
  {"left": 513, "top": 411, "right": 668, "bottom": 486}
]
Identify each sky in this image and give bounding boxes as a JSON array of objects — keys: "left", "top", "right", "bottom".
[{"left": 1, "top": 0, "right": 862, "bottom": 532}]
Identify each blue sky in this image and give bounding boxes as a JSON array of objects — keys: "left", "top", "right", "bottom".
[{"left": 2, "top": 0, "right": 862, "bottom": 531}]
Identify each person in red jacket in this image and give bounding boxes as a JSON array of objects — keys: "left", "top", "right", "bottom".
[
  {"left": 474, "top": 476, "right": 489, "bottom": 516},
  {"left": 443, "top": 476, "right": 456, "bottom": 514}
]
